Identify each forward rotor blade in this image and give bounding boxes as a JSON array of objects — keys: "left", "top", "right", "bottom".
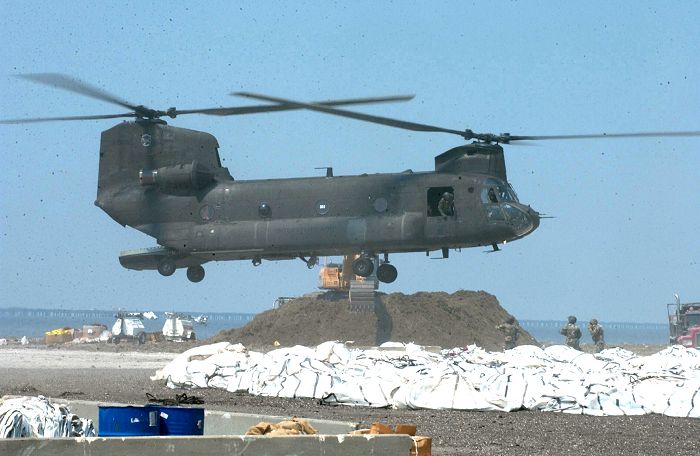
[
  {"left": 0, "top": 112, "right": 137, "bottom": 124},
  {"left": 176, "top": 95, "right": 415, "bottom": 116},
  {"left": 235, "top": 92, "right": 468, "bottom": 138},
  {"left": 0, "top": 96, "right": 415, "bottom": 124},
  {"left": 508, "top": 131, "right": 700, "bottom": 141},
  {"left": 18, "top": 73, "right": 142, "bottom": 113}
]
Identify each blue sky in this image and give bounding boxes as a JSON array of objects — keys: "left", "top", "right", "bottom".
[{"left": 1, "top": 1, "right": 698, "bottom": 323}]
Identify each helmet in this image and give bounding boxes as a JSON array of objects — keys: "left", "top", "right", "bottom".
[
  {"left": 506, "top": 316, "right": 515, "bottom": 324},
  {"left": 442, "top": 192, "right": 454, "bottom": 201},
  {"left": 567, "top": 315, "right": 577, "bottom": 324},
  {"left": 589, "top": 318, "right": 598, "bottom": 325}
]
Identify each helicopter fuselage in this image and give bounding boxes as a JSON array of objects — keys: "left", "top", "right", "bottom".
[{"left": 96, "top": 121, "right": 539, "bottom": 281}]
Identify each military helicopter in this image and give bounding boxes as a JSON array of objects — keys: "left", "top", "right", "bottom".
[{"left": 3, "top": 74, "right": 699, "bottom": 284}]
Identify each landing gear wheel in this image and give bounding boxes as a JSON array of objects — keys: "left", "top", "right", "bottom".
[
  {"left": 113, "top": 337, "right": 120, "bottom": 345},
  {"left": 377, "top": 263, "right": 398, "bottom": 283},
  {"left": 189, "top": 332, "right": 196, "bottom": 341},
  {"left": 157, "top": 258, "right": 176, "bottom": 276},
  {"left": 352, "top": 257, "right": 375, "bottom": 277},
  {"left": 138, "top": 332, "right": 146, "bottom": 345},
  {"left": 186, "top": 265, "right": 205, "bottom": 283}
]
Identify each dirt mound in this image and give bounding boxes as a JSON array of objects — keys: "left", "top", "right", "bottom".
[{"left": 211, "top": 290, "right": 537, "bottom": 351}]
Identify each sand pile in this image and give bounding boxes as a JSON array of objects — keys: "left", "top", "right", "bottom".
[{"left": 211, "top": 290, "right": 537, "bottom": 351}]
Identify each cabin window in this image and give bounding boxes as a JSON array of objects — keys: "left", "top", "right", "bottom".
[
  {"left": 427, "top": 186, "right": 455, "bottom": 217},
  {"left": 373, "top": 197, "right": 388, "bottom": 213},
  {"left": 317, "top": 200, "right": 329, "bottom": 215},
  {"left": 258, "top": 202, "right": 272, "bottom": 218}
]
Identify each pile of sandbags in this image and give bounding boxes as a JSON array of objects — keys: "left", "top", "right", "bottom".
[{"left": 152, "top": 341, "right": 700, "bottom": 417}]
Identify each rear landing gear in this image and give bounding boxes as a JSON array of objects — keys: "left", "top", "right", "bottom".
[
  {"left": 352, "top": 253, "right": 399, "bottom": 283},
  {"left": 377, "top": 263, "right": 398, "bottom": 283},
  {"left": 352, "top": 257, "right": 375, "bottom": 277},
  {"left": 186, "top": 265, "right": 205, "bottom": 283},
  {"left": 157, "top": 258, "right": 176, "bottom": 276}
]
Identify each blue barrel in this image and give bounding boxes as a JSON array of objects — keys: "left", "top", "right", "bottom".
[
  {"left": 157, "top": 406, "right": 205, "bottom": 436},
  {"left": 98, "top": 406, "right": 160, "bottom": 436}
]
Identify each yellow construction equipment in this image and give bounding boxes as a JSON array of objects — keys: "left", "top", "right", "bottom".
[{"left": 319, "top": 255, "right": 365, "bottom": 291}]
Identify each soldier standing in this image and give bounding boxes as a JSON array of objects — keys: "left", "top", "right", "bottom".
[
  {"left": 588, "top": 318, "right": 605, "bottom": 353},
  {"left": 559, "top": 315, "right": 582, "bottom": 350},
  {"left": 496, "top": 315, "right": 520, "bottom": 350}
]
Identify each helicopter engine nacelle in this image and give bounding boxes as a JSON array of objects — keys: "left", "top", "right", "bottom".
[{"left": 139, "top": 160, "right": 214, "bottom": 192}]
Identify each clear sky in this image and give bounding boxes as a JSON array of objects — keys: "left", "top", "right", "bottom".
[{"left": 1, "top": 1, "right": 698, "bottom": 323}]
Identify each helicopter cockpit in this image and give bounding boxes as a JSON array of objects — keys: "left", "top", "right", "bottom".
[
  {"left": 481, "top": 178, "right": 537, "bottom": 237},
  {"left": 480, "top": 178, "right": 519, "bottom": 204}
]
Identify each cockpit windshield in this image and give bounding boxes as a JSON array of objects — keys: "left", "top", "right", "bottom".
[{"left": 481, "top": 179, "right": 519, "bottom": 203}]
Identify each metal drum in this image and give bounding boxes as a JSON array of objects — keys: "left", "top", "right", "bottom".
[
  {"left": 98, "top": 405, "right": 160, "bottom": 437},
  {"left": 156, "top": 406, "right": 205, "bottom": 436}
]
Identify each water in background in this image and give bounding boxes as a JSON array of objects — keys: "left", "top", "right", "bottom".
[
  {"left": 0, "top": 308, "right": 669, "bottom": 345},
  {"left": 0, "top": 308, "right": 254, "bottom": 340},
  {"left": 520, "top": 320, "right": 668, "bottom": 345}
]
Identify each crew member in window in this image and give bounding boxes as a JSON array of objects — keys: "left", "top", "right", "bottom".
[
  {"left": 438, "top": 192, "right": 455, "bottom": 217},
  {"left": 488, "top": 188, "right": 498, "bottom": 203}
]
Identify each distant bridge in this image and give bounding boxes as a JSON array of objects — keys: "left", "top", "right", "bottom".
[
  {"left": 519, "top": 319, "right": 667, "bottom": 332},
  {"left": 0, "top": 308, "right": 255, "bottom": 323}
]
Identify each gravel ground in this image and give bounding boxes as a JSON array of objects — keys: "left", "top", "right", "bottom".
[{"left": 1, "top": 347, "right": 697, "bottom": 455}]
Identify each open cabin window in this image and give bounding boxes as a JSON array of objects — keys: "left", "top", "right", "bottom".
[{"left": 427, "top": 186, "right": 455, "bottom": 217}]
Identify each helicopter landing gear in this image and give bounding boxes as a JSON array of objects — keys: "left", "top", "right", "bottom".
[
  {"left": 186, "top": 265, "right": 205, "bottom": 283},
  {"left": 252, "top": 257, "right": 262, "bottom": 267},
  {"left": 299, "top": 255, "right": 318, "bottom": 269},
  {"left": 377, "top": 263, "right": 398, "bottom": 284},
  {"left": 352, "top": 256, "right": 375, "bottom": 277},
  {"left": 157, "top": 257, "right": 176, "bottom": 276}
]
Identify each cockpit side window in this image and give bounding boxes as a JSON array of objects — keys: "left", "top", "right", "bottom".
[
  {"left": 427, "top": 186, "right": 455, "bottom": 217},
  {"left": 481, "top": 179, "right": 518, "bottom": 203},
  {"left": 481, "top": 187, "right": 499, "bottom": 203}
]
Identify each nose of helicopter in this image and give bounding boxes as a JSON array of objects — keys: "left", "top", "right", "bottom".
[
  {"left": 527, "top": 206, "right": 541, "bottom": 232},
  {"left": 502, "top": 203, "right": 540, "bottom": 239}
]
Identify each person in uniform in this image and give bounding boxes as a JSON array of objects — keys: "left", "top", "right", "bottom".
[
  {"left": 496, "top": 315, "right": 520, "bottom": 350},
  {"left": 559, "top": 315, "right": 582, "bottom": 350},
  {"left": 587, "top": 318, "right": 605, "bottom": 353},
  {"left": 437, "top": 192, "right": 455, "bottom": 216}
]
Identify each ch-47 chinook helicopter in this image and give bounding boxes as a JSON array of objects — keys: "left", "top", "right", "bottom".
[{"left": 3, "top": 74, "right": 699, "bottom": 284}]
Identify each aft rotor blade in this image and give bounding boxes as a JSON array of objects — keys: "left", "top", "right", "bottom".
[
  {"left": 235, "top": 92, "right": 469, "bottom": 138},
  {"left": 18, "top": 73, "right": 142, "bottom": 113},
  {"left": 0, "top": 112, "right": 137, "bottom": 124},
  {"left": 508, "top": 131, "right": 700, "bottom": 141},
  {"left": 177, "top": 95, "right": 416, "bottom": 116}
]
